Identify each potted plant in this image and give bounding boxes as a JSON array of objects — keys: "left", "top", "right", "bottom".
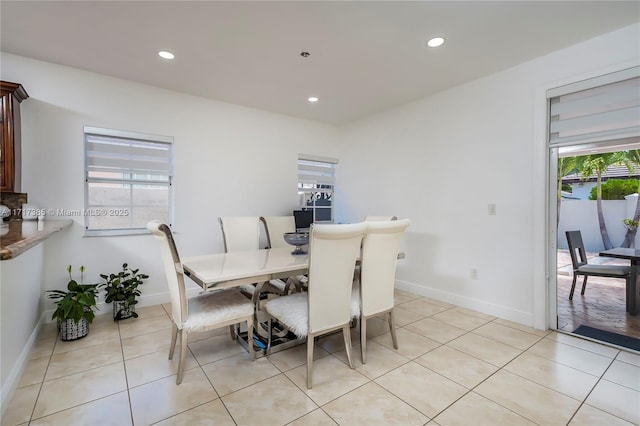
[
  {"left": 622, "top": 218, "right": 640, "bottom": 248},
  {"left": 100, "top": 263, "right": 149, "bottom": 320},
  {"left": 47, "top": 265, "right": 99, "bottom": 341}
]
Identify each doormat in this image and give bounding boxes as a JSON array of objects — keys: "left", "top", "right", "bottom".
[{"left": 573, "top": 325, "right": 640, "bottom": 351}]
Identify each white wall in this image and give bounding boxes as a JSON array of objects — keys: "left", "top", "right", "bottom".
[
  {"left": 558, "top": 200, "right": 630, "bottom": 252},
  {"left": 336, "top": 23, "right": 640, "bottom": 326}
]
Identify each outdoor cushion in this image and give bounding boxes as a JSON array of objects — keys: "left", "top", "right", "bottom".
[{"left": 577, "top": 264, "right": 630, "bottom": 276}]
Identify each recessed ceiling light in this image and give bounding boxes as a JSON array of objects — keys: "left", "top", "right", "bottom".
[
  {"left": 158, "top": 51, "right": 175, "bottom": 60},
  {"left": 427, "top": 37, "right": 445, "bottom": 48},
  {"left": 308, "top": 97, "right": 319, "bottom": 103}
]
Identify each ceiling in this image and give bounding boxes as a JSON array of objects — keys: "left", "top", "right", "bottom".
[{"left": 1, "top": 1, "right": 639, "bottom": 125}]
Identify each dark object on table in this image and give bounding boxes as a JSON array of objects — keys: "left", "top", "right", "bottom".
[{"left": 293, "top": 210, "right": 313, "bottom": 231}]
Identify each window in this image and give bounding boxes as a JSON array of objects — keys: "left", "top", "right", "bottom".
[
  {"left": 84, "top": 126, "right": 173, "bottom": 236},
  {"left": 297, "top": 154, "right": 337, "bottom": 222},
  {"left": 548, "top": 66, "right": 639, "bottom": 147}
]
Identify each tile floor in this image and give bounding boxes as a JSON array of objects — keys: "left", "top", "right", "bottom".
[{"left": 3, "top": 290, "right": 639, "bottom": 426}]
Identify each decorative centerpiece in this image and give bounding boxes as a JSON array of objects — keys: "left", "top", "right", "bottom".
[
  {"left": 47, "top": 265, "right": 99, "bottom": 341},
  {"left": 283, "top": 232, "right": 309, "bottom": 255}
]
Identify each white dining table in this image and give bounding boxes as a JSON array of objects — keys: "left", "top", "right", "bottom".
[
  {"left": 182, "top": 246, "right": 309, "bottom": 292},
  {"left": 182, "top": 245, "right": 405, "bottom": 291},
  {"left": 182, "top": 246, "right": 310, "bottom": 354}
]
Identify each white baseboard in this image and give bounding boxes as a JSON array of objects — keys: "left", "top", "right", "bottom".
[{"left": 395, "top": 279, "right": 536, "bottom": 328}]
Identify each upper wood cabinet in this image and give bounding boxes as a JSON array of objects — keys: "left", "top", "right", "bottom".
[{"left": 1, "top": 81, "right": 28, "bottom": 193}]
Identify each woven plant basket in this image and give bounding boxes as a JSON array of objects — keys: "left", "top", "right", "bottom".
[
  {"left": 59, "top": 317, "right": 89, "bottom": 341},
  {"left": 113, "top": 300, "right": 135, "bottom": 320}
]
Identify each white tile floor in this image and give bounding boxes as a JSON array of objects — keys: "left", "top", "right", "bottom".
[{"left": 3, "top": 291, "right": 639, "bottom": 426}]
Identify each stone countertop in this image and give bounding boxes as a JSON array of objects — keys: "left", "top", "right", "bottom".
[{"left": 0, "top": 219, "right": 73, "bottom": 260}]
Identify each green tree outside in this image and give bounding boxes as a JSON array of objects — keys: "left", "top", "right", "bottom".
[
  {"left": 579, "top": 152, "right": 633, "bottom": 250},
  {"left": 588, "top": 178, "right": 640, "bottom": 200}
]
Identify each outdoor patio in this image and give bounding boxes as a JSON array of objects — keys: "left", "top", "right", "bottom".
[{"left": 557, "top": 250, "right": 640, "bottom": 339}]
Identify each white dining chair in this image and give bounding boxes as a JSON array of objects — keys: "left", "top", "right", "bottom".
[
  {"left": 260, "top": 216, "right": 296, "bottom": 248},
  {"left": 147, "top": 220, "right": 255, "bottom": 384},
  {"left": 219, "top": 216, "right": 290, "bottom": 302},
  {"left": 264, "top": 222, "right": 367, "bottom": 389},
  {"left": 352, "top": 218, "right": 410, "bottom": 363},
  {"left": 354, "top": 216, "right": 398, "bottom": 282},
  {"left": 261, "top": 215, "right": 309, "bottom": 292},
  {"left": 219, "top": 216, "right": 261, "bottom": 252}
]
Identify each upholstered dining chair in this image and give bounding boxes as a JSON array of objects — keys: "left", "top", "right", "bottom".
[
  {"left": 219, "top": 217, "right": 289, "bottom": 302},
  {"left": 261, "top": 216, "right": 308, "bottom": 293},
  {"left": 147, "top": 220, "right": 255, "bottom": 384},
  {"left": 352, "top": 219, "right": 410, "bottom": 363},
  {"left": 565, "top": 230, "right": 631, "bottom": 300},
  {"left": 364, "top": 215, "right": 398, "bottom": 221},
  {"left": 351, "top": 216, "right": 398, "bottom": 287},
  {"left": 219, "top": 216, "right": 261, "bottom": 253},
  {"left": 260, "top": 216, "right": 296, "bottom": 248},
  {"left": 264, "top": 222, "right": 367, "bottom": 389}
]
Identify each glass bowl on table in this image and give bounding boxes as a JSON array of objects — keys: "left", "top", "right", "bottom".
[{"left": 283, "top": 232, "right": 309, "bottom": 255}]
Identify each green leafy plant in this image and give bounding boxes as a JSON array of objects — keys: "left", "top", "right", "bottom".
[
  {"left": 623, "top": 218, "right": 639, "bottom": 231},
  {"left": 588, "top": 178, "right": 639, "bottom": 200},
  {"left": 100, "top": 263, "right": 149, "bottom": 320},
  {"left": 47, "top": 265, "right": 99, "bottom": 324}
]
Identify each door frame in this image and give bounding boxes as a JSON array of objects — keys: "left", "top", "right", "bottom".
[{"left": 537, "top": 60, "right": 640, "bottom": 331}]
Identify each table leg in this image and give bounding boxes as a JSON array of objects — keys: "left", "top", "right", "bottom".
[{"left": 630, "top": 261, "right": 639, "bottom": 315}]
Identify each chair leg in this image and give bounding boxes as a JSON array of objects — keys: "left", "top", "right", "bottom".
[
  {"left": 176, "top": 330, "right": 188, "bottom": 385},
  {"left": 388, "top": 311, "right": 398, "bottom": 350},
  {"left": 626, "top": 276, "right": 632, "bottom": 312},
  {"left": 266, "top": 317, "right": 273, "bottom": 355},
  {"left": 247, "top": 317, "right": 255, "bottom": 362},
  {"left": 580, "top": 275, "right": 588, "bottom": 295},
  {"left": 169, "top": 324, "right": 178, "bottom": 360},
  {"left": 343, "top": 325, "right": 355, "bottom": 370},
  {"left": 229, "top": 324, "right": 236, "bottom": 341},
  {"left": 307, "top": 333, "right": 315, "bottom": 389},
  {"left": 291, "top": 276, "right": 303, "bottom": 293},
  {"left": 283, "top": 278, "right": 293, "bottom": 295},
  {"left": 252, "top": 283, "right": 264, "bottom": 310},
  {"left": 360, "top": 317, "right": 367, "bottom": 364},
  {"left": 569, "top": 274, "right": 578, "bottom": 300}
]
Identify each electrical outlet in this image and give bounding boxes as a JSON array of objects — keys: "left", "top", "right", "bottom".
[{"left": 470, "top": 268, "right": 479, "bottom": 280}]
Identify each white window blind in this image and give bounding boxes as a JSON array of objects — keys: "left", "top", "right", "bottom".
[
  {"left": 84, "top": 126, "right": 174, "bottom": 236},
  {"left": 548, "top": 66, "right": 640, "bottom": 147},
  {"left": 297, "top": 154, "right": 337, "bottom": 222}
]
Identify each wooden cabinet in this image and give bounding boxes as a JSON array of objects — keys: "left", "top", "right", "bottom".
[{"left": 1, "top": 81, "right": 28, "bottom": 193}]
